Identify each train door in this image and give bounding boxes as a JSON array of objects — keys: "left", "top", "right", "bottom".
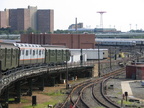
[{"left": 0, "top": 48, "right": 6, "bottom": 71}]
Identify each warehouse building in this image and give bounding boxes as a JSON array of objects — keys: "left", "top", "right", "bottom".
[
  {"left": 20, "top": 33, "right": 95, "bottom": 49},
  {"left": 126, "top": 62, "right": 144, "bottom": 80}
]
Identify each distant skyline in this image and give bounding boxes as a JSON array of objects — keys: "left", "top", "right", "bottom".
[{"left": 0, "top": 0, "right": 144, "bottom": 32}]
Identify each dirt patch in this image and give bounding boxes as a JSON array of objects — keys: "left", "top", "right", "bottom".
[
  {"left": 9, "top": 85, "right": 66, "bottom": 108},
  {"left": 9, "top": 78, "right": 88, "bottom": 108}
]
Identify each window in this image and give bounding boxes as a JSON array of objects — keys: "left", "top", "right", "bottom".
[
  {"left": 51, "top": 50, "right": 55, "bottom": 56},
  {"left": 39, "top": 50, "right": 41, "bottom": 55},
  {"left": 33, "top": 50, "right": 35, "bottom": 56},
  {"left": 7, "top": 49, "right": 10, "bottom": 59},
  {"left": 57, "top": 50, "right": 61, "bottom": 55},
  {"left": 26, "top": 50, "right": 28, "bottom": 56},
  {"left": 46, "top": 50, "right": 49, "bottom": 56},
  {"left": 13, "top": 49, "right": 16, "bottom": 58},
  {"left": 0, "top": 49, "right": 3, "bottom": 59}
]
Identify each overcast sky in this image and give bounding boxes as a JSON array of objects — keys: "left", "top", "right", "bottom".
[{"left": 0, "top": 0, "right": 144, "bottom": 32}]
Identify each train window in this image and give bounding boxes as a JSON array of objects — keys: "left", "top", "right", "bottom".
[
  {"left": 33, "top": 50, "right": 35, "bottom": 56},
  {"left": 53, "top": 50, "right": 55, "bottom": 56},
  {"left": 46, "top": 50, "right": 49, "bottom": 56},
  {"left": 26, "top": 50, "right": 28, "bottom": 56},
  {"left": 57, "top": 50, "right": 61, "bottom": 55},
  {"left": 12, "top": 49, "right": 15, "bottom": 58},
  {"left": 0, "top": 49, "right": 3, "bottom": 59},
  {"left": 7, "top": 50, "right": 10, "bottom": 59},
  {"left": 50, "top": 50, "right": 55, "bottom": 56},
  {"left": 39, "top": 50, "right": 41, "bottom": 55},
  {"left": 63, "top": 50, "right": 66, "bottom": 55}
]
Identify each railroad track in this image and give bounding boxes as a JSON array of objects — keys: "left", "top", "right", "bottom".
[{"left": 60, "top": 68, "right": 125, "bottom": 108}]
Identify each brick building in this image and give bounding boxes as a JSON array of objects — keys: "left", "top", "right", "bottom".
[
  {"left": 37, "top": 10, "right": 54, "bottom": 33},
  {"left": 17, "top": 9, "right": 30, "bottom": 31},
  {"left": 9, "top": 9, "right": 17, "bottom": 30},
  {"left": 126, "top": 63, "right": 144, "bottom": 80},
  {"left": 21, "top": 33, "right": 95, "bottom": 49}
]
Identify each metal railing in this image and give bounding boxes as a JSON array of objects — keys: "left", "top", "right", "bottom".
[{"left": 0, "top": 61, "right": 96, "bottom": 94}]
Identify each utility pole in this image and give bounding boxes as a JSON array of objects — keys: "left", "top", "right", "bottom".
[
  {"left": 80, "top": 49, "right": 83, "bottom": 66},
  {"left": 109, "top": 47, "right": 112, "bottom": 70},
  {"left": 98, "top": 43, "right": 101, "bottom": 77},
  {"left": 66, "top": 50, "right": 69, "bottom": 89}
]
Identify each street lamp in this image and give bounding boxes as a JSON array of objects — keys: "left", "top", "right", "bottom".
[
  {"left": 109, "top": 46, "right": 112, "bottom": 70},
  {"left": 66, "top": 50, "right": 69, "bottom": 89}
]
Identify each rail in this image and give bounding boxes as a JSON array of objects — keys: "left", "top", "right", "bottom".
[
  {"left": 0, "top": 61, "right": 96, "bottom": 94},
  {"left": 0, "top": 58, "right": 132, "bottom": 95}
]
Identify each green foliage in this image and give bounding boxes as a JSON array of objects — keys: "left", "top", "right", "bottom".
[
  {"left": 42, "top": 90, "right": 64, "bottom": 96},
  {"left": 129, "top": 29, "right": 144, "bottom": 33},
  {"left": 8, "top": 98, "right": 15, "bottom": 101},
  {"left": 0, "top": 27, "right": 40, "bottom": 34},
  {"left": 117, "top": 100, "right": 133, "bottom": 105}
]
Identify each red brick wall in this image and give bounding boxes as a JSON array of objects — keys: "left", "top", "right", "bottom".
[
  {"left": 126, "top": 65, "right": 136, "bottom": 79},
  {"left": 20, "top": 34, "right": 95, "bottom": 49}
]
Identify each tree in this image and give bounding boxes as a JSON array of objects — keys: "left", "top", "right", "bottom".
[{"left": 26, "top": 27, "right": 35, "bottom": 34}]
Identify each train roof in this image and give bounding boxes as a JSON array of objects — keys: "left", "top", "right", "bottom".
[
  {"left": 41, "top": 44, "right": 67, "bottom": 48},
  {"left": 95, "top": 38, "right": 144, "bottom": 42},
  {"left": 0, "top": 42, "right": 18, "bottom": 48},
  {"left": 13, "top": 43, "right": 42, "bottom": 48}
]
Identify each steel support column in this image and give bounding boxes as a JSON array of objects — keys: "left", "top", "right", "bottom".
[
  {"left": 27, "top": 79, "right": 32, "bottom": 96},
  {"left": 2, "top": 87, "right": 9, "bottom": 108},
  {"left": 39, "top": 75, "right": 44, "bottom": 91},
  {"left": 15, "top": 81, "right": 21, "bottom": 103}
]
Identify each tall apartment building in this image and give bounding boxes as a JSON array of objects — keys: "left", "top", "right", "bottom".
[
  {"left": 37, "top": 10, "right": 54, "bottom": 33},
  {"left": 28, "top": 6, "right": 37, "bottom": 30},
  {"left": 0, "top": 6, "right": 54, "bottom": 33},
  {"left": 5, "top": 9, "right": 9, "bottom": 27},
  {"left": 0, "top": 11, "right": 7, "bottom": 28},
  {"left": 17, "top": 9, "right": 30, "bottom": 31},
  {"left": 9, "top": 9, "right": 18, "bottom": 31}
]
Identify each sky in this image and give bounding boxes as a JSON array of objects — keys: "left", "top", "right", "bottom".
[{"left": 0, "top": 0, "right": 144, "bottom": 32}]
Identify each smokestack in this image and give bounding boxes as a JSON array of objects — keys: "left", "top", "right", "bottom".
[{"left": 75, "top": 17, "right": 77, "bottom": 33}]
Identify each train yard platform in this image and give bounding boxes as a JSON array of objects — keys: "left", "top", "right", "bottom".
[
  {"left": 121, "top": 80, "right": 144, "bottom": 102},
  {"left": 121, "top": 81, "right": 133, "bottom": 96}
]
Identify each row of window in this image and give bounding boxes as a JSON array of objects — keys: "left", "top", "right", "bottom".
[
  {"left": 0, "top": 49, "right": 17, "bottom": 59},
  {"left": 0, "top": 49, "right": 68, "bottom": 58},
  {"left": 20, "top": 50, "right": 67, "bottom": 56},
  {"left": 21, "top": 50, "right": 44, "bottom": 56}
]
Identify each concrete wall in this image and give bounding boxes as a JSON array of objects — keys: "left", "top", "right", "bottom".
[{"left": 92, "top": 64, "right": 98, "bottom": 77}]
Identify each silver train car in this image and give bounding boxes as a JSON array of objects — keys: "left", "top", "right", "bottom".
[{"left": 96, "top": 39, "right": 136, "bottom": 46}]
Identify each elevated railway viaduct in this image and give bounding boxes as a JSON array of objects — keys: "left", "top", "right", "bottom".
[{"left": 0, "top": 59, "right": 128, "bottom": 108}]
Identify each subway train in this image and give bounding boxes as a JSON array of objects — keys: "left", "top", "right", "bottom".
[
  {"left": 96, "top": 39, "right": 136, "bottom": 46},
  {"left": 0, "top": 42, "right": 70, "bottom": 72}
]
